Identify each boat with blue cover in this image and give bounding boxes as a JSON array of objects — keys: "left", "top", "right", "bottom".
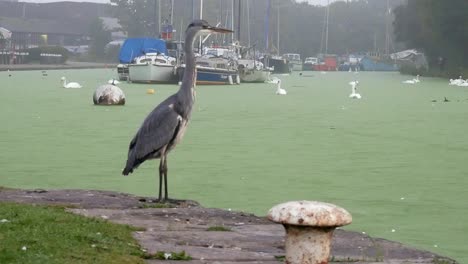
[{"left": 117, "top": 38, "right": 178, "bottom": 83}]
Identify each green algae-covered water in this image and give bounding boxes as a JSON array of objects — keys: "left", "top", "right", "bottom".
[{"left": 1, "top": 68, "right": 467, "bottom": 262}]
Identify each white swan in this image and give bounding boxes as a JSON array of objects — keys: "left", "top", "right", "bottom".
[
  {"left": 349, "top": 81, "right": 361, "bottom": 99},
  {"left": 276, "top": 80, "right": 287, "bottom": 95},
  {"left": 61, "top": 77, "right": 82, "bottom": 89},
  {"left": 108, "top": 79, "right": 120, "bottom": 85},
  {"left": 403, "top": 75, "right": 419, "bottom": 84},
  {"left": 458, "top": 79, "right": 468, "bottom": 87},
  {"left": 449, "top": 76, "right": 463, "bottom": 85}
]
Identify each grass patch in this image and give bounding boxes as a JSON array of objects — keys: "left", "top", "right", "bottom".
[
  {"left": 144, "top": 250, "right": 192, "bottom": 260},
  {"left": 0, "top": 186, "right": 14, "bottom": 192},
  {"left": 0, "top": 202, "right": 146, "bottom": 264},
  {"left": 432, "top": 257, "right": 458, "bottom": 264},
  {"left": 206, "top": 226, "right": 231, "bottom": 232}
]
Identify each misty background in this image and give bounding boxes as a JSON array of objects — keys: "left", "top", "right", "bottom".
[{"left": 0, "top": 0, "right": 467, "bottom": 76}]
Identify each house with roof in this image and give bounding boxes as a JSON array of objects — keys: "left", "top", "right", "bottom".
[{"left": 0, "top": 1, "right": 124, "bottom": 51}]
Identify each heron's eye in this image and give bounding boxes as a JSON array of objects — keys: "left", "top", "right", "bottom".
[{"left": 188, "top": 23, "right": 194, "bottom": 27}]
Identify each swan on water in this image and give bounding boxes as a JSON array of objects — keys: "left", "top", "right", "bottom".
[
  {"left": 61, "top": 77, "right": 82, "bottom": 89},
  {"left": 449, "top": 76, "right": 463, "bottom": 85},
  {"left": 349, "top": 81, "right": 361, "bottom": 99},
  {"left": 276, "top": 79, "right": 287, "bottom": 95},
  {"left": 403, "top": 75, "right": 419, "bottom": 84}
]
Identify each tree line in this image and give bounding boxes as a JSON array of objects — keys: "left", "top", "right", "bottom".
[{"left": 393, "top": 0, "right": 468, "bottom": 76}]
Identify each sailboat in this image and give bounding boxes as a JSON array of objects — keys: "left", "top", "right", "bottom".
[
  {"left": 260, "top": 0, "right": 290, "bottom": 74},
  {"left": 176, "top": 0, "right": 239, "bottom": 85},
  {"left": 238, "top": 0, "right": 272, "bottom": 83},
  {"left": 360, "top": 0, "right": 398, "bottom": 71},
  {"left": 238, "top": 51, "right": 272, "bottom": 83},
  {"left": 313, "top": 0, "right": 338, "bottom": 71}
]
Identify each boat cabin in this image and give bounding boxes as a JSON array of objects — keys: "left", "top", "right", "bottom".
[{"left": 133, "top": 53, "right": 176, "bottom": 66}]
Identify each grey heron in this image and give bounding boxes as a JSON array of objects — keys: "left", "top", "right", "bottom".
[{"left": 122, "top": 20, "right": 233, "bottom": 201}]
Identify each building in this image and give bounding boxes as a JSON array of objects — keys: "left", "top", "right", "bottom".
[{"left": 0, "top": 1, "right": 120, "bottom": 50}]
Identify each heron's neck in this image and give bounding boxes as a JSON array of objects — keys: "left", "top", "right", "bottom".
[{"left": 180, "top": 31, "right": 197, "bottom": 97}]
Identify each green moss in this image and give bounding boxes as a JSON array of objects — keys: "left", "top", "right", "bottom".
[
  {"left": 0, "top": 202, "right": 146, "bottom": 264},
  {"left": 206, "top": 226, "right": 231, "bottom": 232},
  {"left": 144, "top": 251, "right": 192, "bottom": 260}
]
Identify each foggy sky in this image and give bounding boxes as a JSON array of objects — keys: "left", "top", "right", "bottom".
[
  {"left": 20, "top": 0, "right": 111, "bottom": 3},
  {"left": 20, "top": 0, "right": 342, "bottom": 6}
]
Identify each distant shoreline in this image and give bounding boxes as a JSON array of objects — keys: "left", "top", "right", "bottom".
[{"left": 0, "top": 61, "right": 117, "bottom": 72}]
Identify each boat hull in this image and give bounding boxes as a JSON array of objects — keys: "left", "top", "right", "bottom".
[
  {"left": 128, "top": 64, "right": 177, "bottom": 83},
  {"left": 360, "top": 56, "right": 398, "bottom": 71},
  {"left": 261, "top": 57, "right": 291, "bottom": 74},
  {"left": 178, "top": 66, "right": 239, "bottom": 85},
  {"left": 289, "top": 61, "right": 303, "bottom": 71},
  {"left": 239, "top": 68, "right": 271, "bottom": 83},
  {"left": 302, "top": 63, "right": 315, "bottom": 71}
]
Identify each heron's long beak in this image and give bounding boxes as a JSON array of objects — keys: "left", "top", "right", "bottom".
[{"left": 208, "top": 26, "right": 234, "bottom": 34}]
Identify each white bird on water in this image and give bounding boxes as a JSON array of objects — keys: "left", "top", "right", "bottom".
[
  {"left": 449, "top": 76, "right": 463, "bottom": 85},
  {"left": 349, "top": 81, "right": 361, "bottom": 99},
  {"left": 403, "top": 75, "right": 420, "bottom": 84},
  {"left": 275, "top": 79, "right": 287, "bottom": 95},
  {"left": 458, "top": 80, "right": 468, "bottom": 87},
  {"left": 61, "top": 77, "right": 82, "bottom": 89}
]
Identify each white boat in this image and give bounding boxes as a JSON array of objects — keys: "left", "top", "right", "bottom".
[
  {"left": 238, "top": 59, "right": 271, "bottom": 83},
  {"left": 117, "top": 38, "right": 178, "bottom": 83},
  {"left": 128, "top": 53, "right": 177, "bottom": 83},
  {"left": 283, "top": 53, "right": 303, "bottom": 71}
]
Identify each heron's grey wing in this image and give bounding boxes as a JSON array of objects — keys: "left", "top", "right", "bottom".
[
  {"left": 135, "top": 106, "right": 181, "bottom": 159},
  {"left": 124, "top": 105, "right": 181, "bottom": 174}
]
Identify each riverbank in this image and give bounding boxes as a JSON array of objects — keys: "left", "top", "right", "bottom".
[
  {"left": 0, "top": 188, "right": 459, "bottom": 264},
  {"left": 0, "top": 61, "right": 116, "bottom": 71}
]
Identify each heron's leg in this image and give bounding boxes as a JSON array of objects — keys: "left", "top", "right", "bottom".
[
  {"left": 158, "top": 157, "right": 165, "bottom": 201},
  {"left": 163, "top": 156, "right": 168, "bottom": 200}
]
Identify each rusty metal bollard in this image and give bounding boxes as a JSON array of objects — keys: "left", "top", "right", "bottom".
[{"left": 268, "top": 201, "right": 352, "bottom": 264}]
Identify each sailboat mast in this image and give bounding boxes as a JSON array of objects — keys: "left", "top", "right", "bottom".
[
  {"left": 246, "top": 0, "right": 250, "bottom": 46},
  {"left": 325, "top": 0, "right": 329, "bottom": 54},
  {"left": 158, "top": 0, "right": 161, "bottom": 37},
  {"left": 237, "top": 0, "right": 241, "bottom": 42},
  {"left": 199, "top": 0, "right": 203, "bottom": 51},
  {"left": 385, "top": 0, "right": 390, "bottom": 55},
  {"left": 200, "top": 0, "right": 203, "bottom": 20},
  {"left": 265, "top": 0, "right": 271, "bottom": 51},
  {"left": 231, "top": 0, "right": 235, "bottom": 43},
  {"left": 170, "top": 0, "right": 174, "bottom": 25},
  {"left": 277, "top": 4, "right": 279, "bottom": 54}
]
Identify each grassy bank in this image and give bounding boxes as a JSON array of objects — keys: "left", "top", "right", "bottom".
[{"left": 0, "top": 203, "right": 145, "bottom": 264}]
